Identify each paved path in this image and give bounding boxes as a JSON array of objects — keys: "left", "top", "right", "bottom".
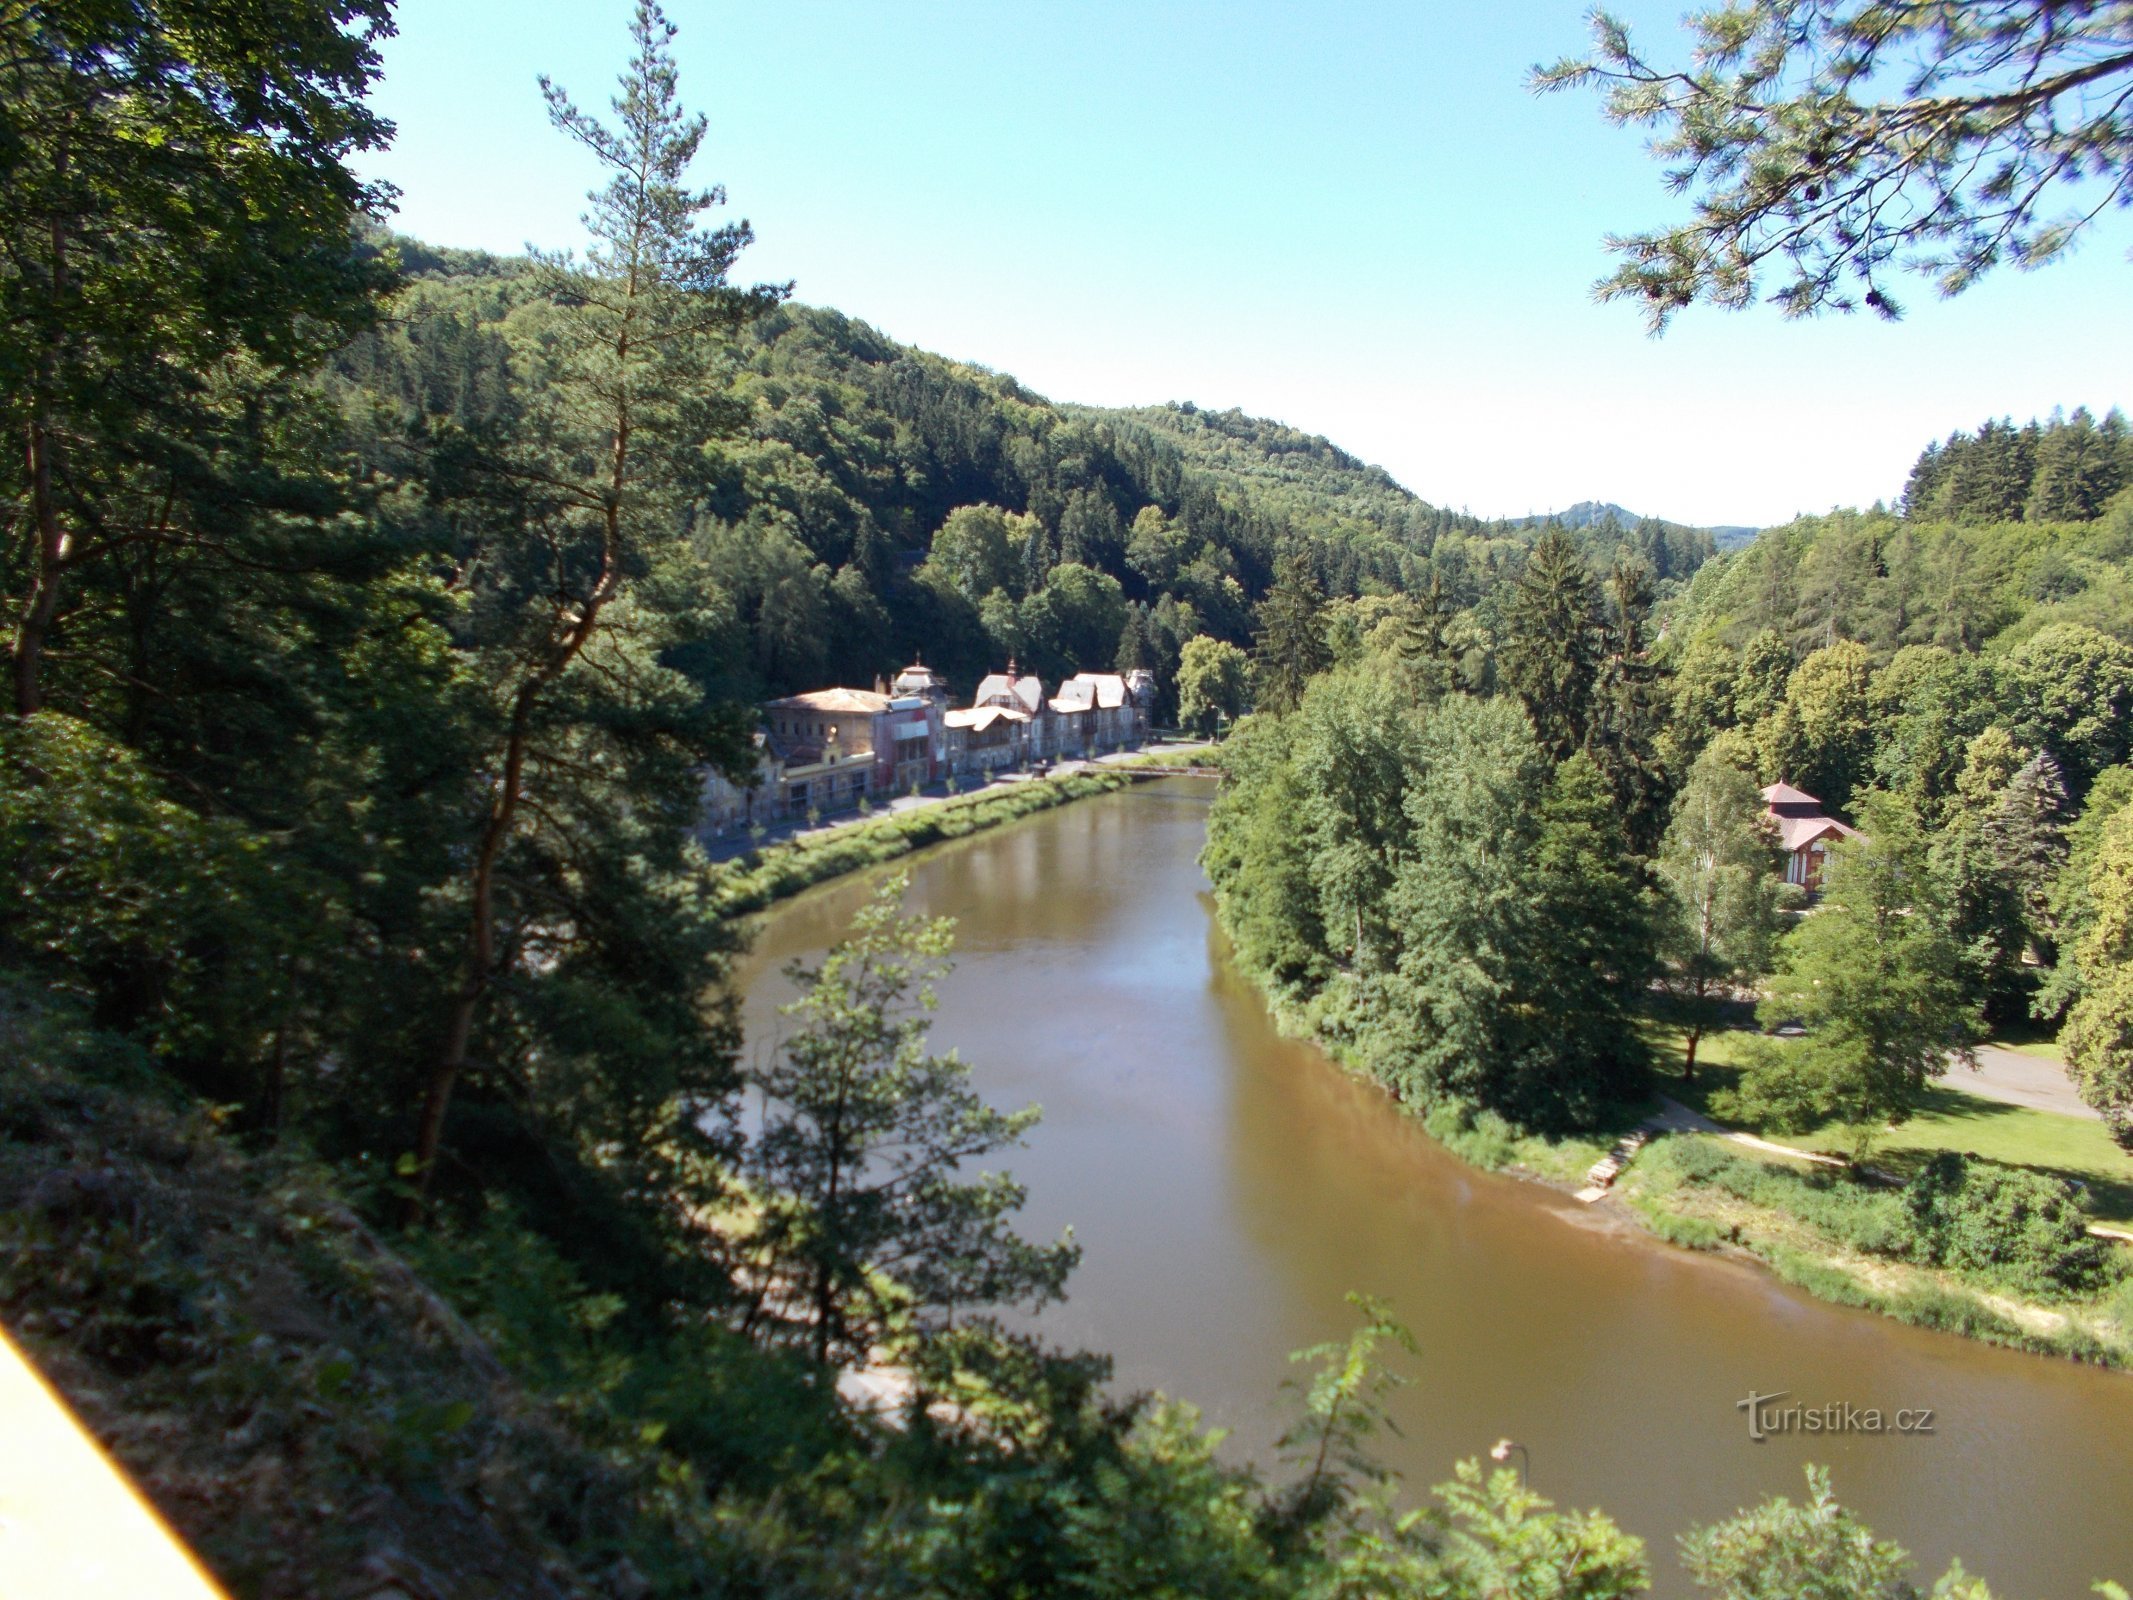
[
  {"left": 1943, "top": 1045, "right": 2097, "bottom": 1121},
  {"left": 1648, "top": 1098, "right": 1850, "bottom": 1167}
]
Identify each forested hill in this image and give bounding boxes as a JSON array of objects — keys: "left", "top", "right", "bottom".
[
  {"left": 1516, "top": 499, "right": 1759, "bottom": 553},
  {"left": 341, "top": 240, "right": 1721, "bottom": 708}
]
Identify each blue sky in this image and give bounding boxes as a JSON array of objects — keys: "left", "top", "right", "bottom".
[{"left": 358, "top": 2, "right": 2133, "bottom": 528}]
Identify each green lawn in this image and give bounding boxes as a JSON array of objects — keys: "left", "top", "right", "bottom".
[
  {"left": 1640, "top": 1009, "right": 2133, "bottom": 1229},
  {"left": 1797, "top": 1092, "right": 2133, "bottom": 1228}
]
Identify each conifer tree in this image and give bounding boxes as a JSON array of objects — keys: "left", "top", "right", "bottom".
[
  {"left": 1498, "top": 529, "right": 1602, "bottom": 762},
  {"left": 742, "top": 877, "right": 1078, "bottom": 1364},
  {"left": 1539, "top": 3, "right": 2133, "bottom": 323},
  {"left": 408, "top": 2, "right": 783, "bottom": 1211},
  {"left": 2026, "top": 407, "right": 2125, "bottom": 522},
  {"left": 1252, "top": 550, "right": 1332, "bottom": 714},
  {"left": 1588, "top": 556, "right": 1667, "bottom": 846}
]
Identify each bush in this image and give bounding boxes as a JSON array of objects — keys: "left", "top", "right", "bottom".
[
  {"left": 1649, "top": 1139, "right": 1909, "bottom": 1256},
  {"left": 1893, "top": 1153, "right": 2113, "bottom": 1298}
]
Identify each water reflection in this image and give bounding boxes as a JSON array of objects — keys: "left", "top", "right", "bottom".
[{"left": 737, "top": 781, "right": 2133, "bottom": 1596}]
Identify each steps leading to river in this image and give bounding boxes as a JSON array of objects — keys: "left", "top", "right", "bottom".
[{"left": 1573, "top": 1130, "right": 1651, "bottom": 1204}]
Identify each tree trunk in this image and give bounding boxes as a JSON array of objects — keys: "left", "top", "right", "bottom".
[
  {"left": 402, "top": 396, "right": 631, "bottom": 1222},
  {"left": 16, "top": 158, "right": 72, "bottom": 718},
  {"left": 402, "top": 689, "right": 530, "bottom": 1225},
  {"left": 1683, "top": 1027, "right": 1700, "bottom": 1084},
  {"left": 15, "top": 421, "right": 67, "bottom": 716}
]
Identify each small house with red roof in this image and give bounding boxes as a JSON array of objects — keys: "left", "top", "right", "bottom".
[{"left": 1761, "top": 782, "right": 1862, "bottom": 892}]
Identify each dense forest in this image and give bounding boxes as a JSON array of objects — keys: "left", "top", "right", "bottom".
[
  {"left": 1208, "top": 412, "right": 2133, "bottom": 1147},
  {"left": 5, "top": 2, "right": 2129, "bottom": 1596},
  {"left": 1903, "top": 407, "right": 2132, "bottom": 525},
  {"left": 338, "top": 240, "right": 1723, "bottom": 719}
]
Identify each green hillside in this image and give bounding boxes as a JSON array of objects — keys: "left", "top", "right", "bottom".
[{"left": 342, "top": 243, "right": 1723, "bottom": 713}]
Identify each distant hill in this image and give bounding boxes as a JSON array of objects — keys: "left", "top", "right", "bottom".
[{"left": 1515, "top": 500, "right": 1760, "bottom": 551}]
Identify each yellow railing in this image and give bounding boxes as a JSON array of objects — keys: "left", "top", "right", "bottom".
[{"left": 0, "top": 1323, "right": 229, "bottom": 1599}]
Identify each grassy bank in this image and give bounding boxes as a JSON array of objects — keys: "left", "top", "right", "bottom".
[
  {"left": 706, "top": 755, "right": 1208, "bottom": 918},
  {"left": 1619, "top": 1015, "right": 2133, "bottom": 1364},
  {"left": 1618, "top": 1136, "right": 2133, "bottom": 1367},
  {"left": 1646, "top": 1016, "right": 2133, "bottom": 1229}
]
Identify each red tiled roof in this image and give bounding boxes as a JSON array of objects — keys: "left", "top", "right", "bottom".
[{"left": 1760, "top": 783, "right": 1863, "bottom": 851}]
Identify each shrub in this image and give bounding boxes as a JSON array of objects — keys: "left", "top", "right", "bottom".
[{"left": 1894, "top": 1153, "right": 2113, "bottom": 1298}]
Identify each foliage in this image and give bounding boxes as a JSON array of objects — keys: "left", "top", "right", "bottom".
[
  {"left": 1648, "top": 1138, "right": 1908, "bottom": 1256},
  {"left": 1681, "top": 1467, "right": 1995, "bottom": 1599},
  {"left": 1381, "top": 712, "right": 1653, "bottom": 1131},
  {"left": 1726, "top": 794, "right": 1980, "bottom": 1135},
  {"left": 1180, "top": 635, "right": 1254, "bottom": 734},
  {"left": 1905, "top": 410, "right": 2132, "bottom": 525},
  {"left": 2065, "top": 803, "right": 2133, "bottom": 1144},
  {"left": 1499, "top": 530, "right": 1603, "bottom": 762},
  {"left": 1426, "top": 1460, "right": 1650, "bottom": 1600},
  {"left": 1894, "top": 1153, "right": 2112, "bottom": 1299},
  {"left": 402, "top": 0, "right": 779, "bottom": 1213},
  {"left": 1201, "top": 711, "right": 1332, "bottom": 995},
  {"left": 1207, "top": 679, "right": 1653, "bottom": 1135},
  {"left": 1264, "top": 1292, "right": 1420, "bottom": 1544},
  {"left": 741, "top": 876, "right": 1077, "bottom": 1364},
  {"left": 1254, "top": 551, "right": 1335, "bottom": 714},
  {"left": 1758, "top": 639, "right": 1875, "bottom": 810},
  {"left": 1654, "top": 746, "right": 1784, "bottom": 1079},
  {"left": 2, "top": 0, "right": 396, "bottom": 713},
  {"left": 1537, "top": 3, "right": 2133, "bottom": 325}
]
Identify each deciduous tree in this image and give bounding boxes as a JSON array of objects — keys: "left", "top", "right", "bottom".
[
  {"left": 3, "top": 0, "right": 396, "bottom": 713},
  {"left": 1757, "top": 639, "right": 1875, "bottom": 810},
  {"left": 1655, "top": 747, "right": 1784, "bottom": 1081},
  {"left": 2064, "top": 803, "right": 2133, "bottom": 1147},
  {"left": 1681, "top": 1466, "right": 1996, "bottom": 1599},
  {"left": 1727, "top": 793, "right": 1981, "bottom": 1139},
  {"left": 1177, "top": 634, "right": 1252, "bottom": 737}
]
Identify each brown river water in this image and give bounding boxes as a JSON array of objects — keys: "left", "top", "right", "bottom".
[{"left": 735, "top": 778, "right": 2133, "bottom": 1595}]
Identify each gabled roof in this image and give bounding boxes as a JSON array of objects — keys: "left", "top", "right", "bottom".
[
  {"left": 1761, "top": 783, "right": 1864, "bottom": 852},
  {"left": 1066, "top": 671, "right": 1129, "bottom": 709},
  {"left": 767, "top": 687, "right": 893, "bottom": 715},
  {"left": 1773, "top": 813, "right": 1861, "bottom": 852},
  {"left": 945, "top": 704, "right": 1027, "bottom": 732},
  {"left": 975, "top": 672, "right": 1044, "bottom": 715},
  {"left": 1050, "top": 679, "right": 1097, "bottom": 714}
]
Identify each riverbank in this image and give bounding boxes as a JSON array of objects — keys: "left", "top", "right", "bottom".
[
  {"left": 1209, "top": 929, "right": 2133, "bottom": 1371},
  {"left": 1615, "top": 1135, "right": 2133, "bottom": 1366},
  {"left": 704, "top": 746, "right": 1215, "bottom": 918}
]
